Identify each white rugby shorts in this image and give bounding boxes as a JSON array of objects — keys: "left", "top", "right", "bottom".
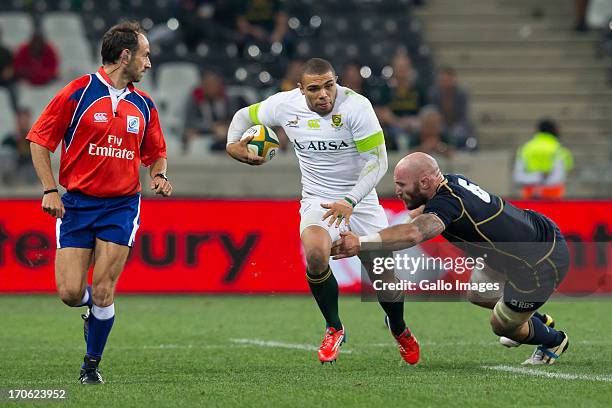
[{"left": 299, "top": 196, "right": 389, "bottom": 242}]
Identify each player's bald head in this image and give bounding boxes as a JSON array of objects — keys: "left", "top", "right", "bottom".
[
  {"left": 393, "top": 153, "right": 443, "bottom": 209},
  {"left": 395, "top": 152, "right": 441, "bottom": 180}
]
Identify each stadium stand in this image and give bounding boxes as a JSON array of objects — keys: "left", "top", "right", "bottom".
[
  {"left": 415, "top": 0, "right": 612, "bottom": 196},
  {"left": 0, "top": 11, "right": 32, "bottom": 50},
  {"left": 0, "top": 0, "right": 609, "bottom": 197}
]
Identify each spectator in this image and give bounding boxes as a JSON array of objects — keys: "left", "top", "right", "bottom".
[
  {"left": 176, "top": 0, "right": 240, "bottom": 50},
  {"left": 371, "top": 52, "right": 428, "bottom": 151},
  {"left": 0, "top": 25, "right": 17, "bottom": 110},
  {"left": 513, "top": 119, "right": 574, "bottom": 200},
  {"left": 411, "top": 106, "right": 452, "bottom": 157},
  {"left": 235, "top": 0, "right": 293, "bottom": 56},
  {"left": 428, "top": 65, "right": 476, "bottom": 150},
  {"left": 183, "top": 71, "right": 248, "bottom": 152},
  {"left": 0, "top": 107, "right": 36, "bottom": 184},
  {"left": 13, "top": 28, "right": 59, "bottom": 86},
  {"left": 279, "top": 58, "right": 303, "bottom": 91},
  {"left": 340, "top": 61, "right": 369, "bottom": 95},
  {"left": 575, "top": 0, "right": 590, "bottom": 31}
]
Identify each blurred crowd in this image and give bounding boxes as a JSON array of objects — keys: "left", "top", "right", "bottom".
[
  {"left": 0, "top": 0, "right": 598, "bottom": 199},
  {"left": 181, "top": 48, "right": 476, "bottom": 156},
  {"left": 0, "top": 23, "right": 59, "bottom": 186}
]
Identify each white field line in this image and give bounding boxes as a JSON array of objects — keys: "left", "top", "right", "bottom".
[
  {"left": 483, "top": 365, "right": 612, "bottom": 382},
  {"left": 230, "top": 338, "right": 353, "bottom": 354}
]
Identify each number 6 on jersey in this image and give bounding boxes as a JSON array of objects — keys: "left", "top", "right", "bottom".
[{"left": 241, "top": 124, "right": 280, "bottom": 163}]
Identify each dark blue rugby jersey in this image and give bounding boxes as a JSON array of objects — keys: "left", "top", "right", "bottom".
[{"left": 424, "top": 174, "right": 556, "bottom": 269}]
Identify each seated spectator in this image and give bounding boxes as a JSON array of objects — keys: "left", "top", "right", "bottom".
[
  {"left": 13, "top": 28, "right": 59, "bottom": 86},
  {"left": 513, "top": 119, "right": 573, "bottom": 200},
  {"left": 279, "top": 58, "right": 303, "bottom": 91},
  {"left": 235, "top": 0, "right": 293, "bottom": 56},
  {"left": 575, "top": 0, "right": 590, "bottom": 31},
  {"left": 176, "top": 0, "right": 241, "bottom": 50},
  {"left": 183, "top": 71, "right": 248, "bottom": 152},
  {"left": 428, "top": 65, "right": 476, "bottom": 150},
  {"left": 0, "top": 25, "right": 17, "bottom": 110},
  {"left": 1, "top": 107, "right": 36, "bottom": 184},
  {"left": 371, "top": 51, "right": 428, "bottom": 151},
  {"left": 411, "top": 106, "right": 452, "bottom": 157}
]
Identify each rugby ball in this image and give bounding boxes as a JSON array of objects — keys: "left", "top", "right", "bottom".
[{"left": 240, "top": 124, "right": 280, "bottom": 162}]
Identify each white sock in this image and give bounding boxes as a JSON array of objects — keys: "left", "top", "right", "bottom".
[
  {"left": 91, "top": 303, "right": 115, "bottom": 320},
  {"left": 80, "top": 288, "right": 90, "bottom": 306}
]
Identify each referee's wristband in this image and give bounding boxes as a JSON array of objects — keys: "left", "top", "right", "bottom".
[
  {"left": 43, "top": 188, "right": 58, "bottom": 195},
  {"left": 154, "top": 173, "right": 168, "bottom": 181}
]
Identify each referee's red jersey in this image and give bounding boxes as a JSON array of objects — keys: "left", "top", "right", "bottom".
[{"left": 27, "top": 67, "right": 167, "bottom": 197}]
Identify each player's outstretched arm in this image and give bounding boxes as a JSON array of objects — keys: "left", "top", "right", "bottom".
[
  {"left": 30, "top": 141, "right": 65, "bottom": 218},
  {"left": 226, "top": 106, "right": 264, "bottom": 165},
  {"left": 331, "top": 213, "right": 445, "bottom": 259}
]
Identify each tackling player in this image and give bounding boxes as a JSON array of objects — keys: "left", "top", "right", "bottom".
[
  {"left": 226, "top": 58, "right": 420, "bottom": 365},
  {"left": 332, "top": 152, "right": 570, "bottom": 365},
  {"left": 28, "top": 22, "right": 171, "bottom": 384}
]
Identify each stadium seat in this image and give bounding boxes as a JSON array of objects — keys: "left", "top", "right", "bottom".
[
  {"left": 0, "top": 88, "right": 15, "bottom": 133},
  {"left": 226, "top": 85, "right": 259, "bottom": 105},
  {"left": 136, "top": 72, "right": 156, "bottom": 96},
  {"left": 17, "top": 81, "right": 64, "bottom": 119},
  {"left": 156, "top": 62, "right": 200, "bottom": 137},
  {"left": 163, "top": 134, "right": 181, "bottom": 155},
  {"left": 187, "top": 136, "right": 214, "bottom": 155},
  {"left": 42, "top": 12, "right": 86, "bottom": 40},
  {"left": 0, "top": 12, "right": 34, "bottom": 50},
  {"left": 53, "top": 36, "right": 97, "bottom": 80}
]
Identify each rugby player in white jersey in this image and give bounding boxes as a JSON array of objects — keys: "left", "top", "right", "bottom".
[{"left": 226, "top": 58, "right": 419, "bottom": 365}]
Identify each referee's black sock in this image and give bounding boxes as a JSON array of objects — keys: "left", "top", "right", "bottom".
[{"left": 306, "top": 266, "right": 342, "bottom": 331}]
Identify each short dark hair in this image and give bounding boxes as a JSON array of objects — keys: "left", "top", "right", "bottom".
[
  {"left": 538, "top": 118, "right": 558, "bottom": 137},
  {"left": 101, "top": 21, "right": 144, "bottom": 65},
  {"left": 300, "top": 58, "right": 336, "bottom": 81}
]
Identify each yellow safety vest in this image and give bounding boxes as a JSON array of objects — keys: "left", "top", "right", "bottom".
[{"left": 517, "top": 132, "right": 573, "bottom": 173}]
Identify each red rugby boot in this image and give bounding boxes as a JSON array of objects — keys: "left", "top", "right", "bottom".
[
  {"left": 318, "top": 326, "right": 345, "bottom": 364},
  {"left": 394, "top": 328, "right": 420, "bottom": 365}
]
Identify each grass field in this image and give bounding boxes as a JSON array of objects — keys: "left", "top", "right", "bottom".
[{"left": 1, "top": 295, "right": 611, "bottom": 407}]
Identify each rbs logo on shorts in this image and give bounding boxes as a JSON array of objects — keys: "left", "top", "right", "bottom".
[{"left": 127, "top": 115, "right": 140, "bottom": 134}]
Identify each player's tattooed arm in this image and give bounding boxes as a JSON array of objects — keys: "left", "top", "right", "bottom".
[
  {"left": 409, "top": 213, "right": 446, "bottom": 242},
  {"left": 374, "top": 213, "right": 445, "bottom": 251},
  {"left": 332, "top": 213, "right": 445, "bottom": 259}
]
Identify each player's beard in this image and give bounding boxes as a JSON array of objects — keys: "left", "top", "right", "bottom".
[{"left": 402, "top": 183, "right": 428, "bottom": 210}]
